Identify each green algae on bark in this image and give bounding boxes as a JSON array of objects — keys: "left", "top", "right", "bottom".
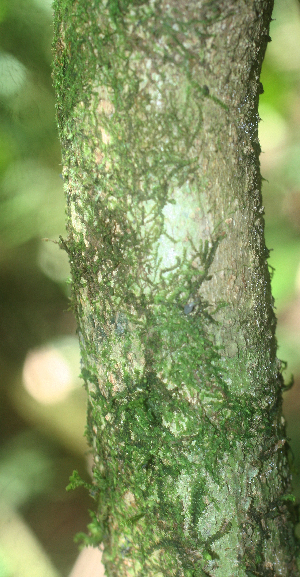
[{"left": 52, "top": 0, "right": 299, "bottom": 575}]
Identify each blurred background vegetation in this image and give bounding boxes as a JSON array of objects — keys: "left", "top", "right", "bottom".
[{"left": 0, "top": 0, "right": 299, "bottom": 575}]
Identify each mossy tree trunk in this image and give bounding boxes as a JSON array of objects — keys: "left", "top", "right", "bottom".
[{"left": 52, "top": 0, "right": 299, "bottom": 575}]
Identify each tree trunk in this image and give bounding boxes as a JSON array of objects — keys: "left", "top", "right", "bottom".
[{"left": 52, "top": 0, "right": 299, "bottom": 575}]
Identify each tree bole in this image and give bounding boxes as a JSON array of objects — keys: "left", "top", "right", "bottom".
[{"left": 52, "top": 0, "right": 299, "bottom": 574}]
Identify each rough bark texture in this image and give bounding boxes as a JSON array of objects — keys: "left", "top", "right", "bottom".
[{"left": 52, "top": 1, "right": 299, "bottom": 575}]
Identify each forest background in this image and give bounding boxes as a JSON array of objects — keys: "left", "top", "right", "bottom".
[{"left": 0, "top": 0, "right": 300, "bottom": 575}]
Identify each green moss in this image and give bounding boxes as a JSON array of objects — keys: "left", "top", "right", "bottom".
[{"left": 53, "top": 0, "right": 299, "bottom": 574}]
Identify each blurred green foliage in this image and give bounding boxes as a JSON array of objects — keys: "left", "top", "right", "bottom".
[
  {"left": 260, "top": 0, "right": 300, "bottom": 311},
  {"left": 0, "top": 0, "right": 68, "bottom": 252},
  {"left": 259, "top": 0, "right": 300, "bottom": 513},
  {"left": 0, "top": 1, "right": 91, "bottom": 576}
]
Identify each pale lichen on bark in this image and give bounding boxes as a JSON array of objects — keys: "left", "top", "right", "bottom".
[{"left": 53, "top": 0, "right": 299, "bottom": 575}]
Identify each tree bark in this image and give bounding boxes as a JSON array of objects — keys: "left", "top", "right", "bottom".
[{"left": 52, "top": 0, "right": 299, "bottom": 575}]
